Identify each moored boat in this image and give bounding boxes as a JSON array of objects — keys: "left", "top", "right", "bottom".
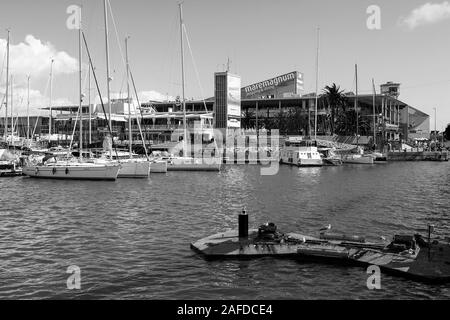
[
  {"left": 21, "top": 8, "right": 121, "bottom": 182},
  {"left": 192, "top": 212, "right": 450, "bottom": 283},
  {"left": 96, "top": 152, "right": 150, "bottom": 178},
  {"left": 167, "top": 156, "right": 221, "bottom": 171},
  {"left": 318, "top": 147, "right": 342, "bottom": 166},
  {"left": 150, "top": 159, "right": 168, "bottom": 173},
  {"left": 342, "top": 154, "right": 374, "bottom": 164},
  {"left": 0, "top": 161, "right": 22, "bottom": 177},
  {"left": 341, "top": 146, "right": 374, "bottom": 164},
  {"left": 23, "top": 161, "right": 120, "bottom": 180},
  {"left": 117, "top": 159, "right": 150, "bottom": 178},
  {"left": 0, "top": 148, "right": 22, "bottom": 177},
  {"left": 296, "top": 231, "right": 450, "bottom": 283},
  {"left": 280, "top": 137, "right": 323, "bottom": 167},
  {"left": 367, "top": 152, "right": 388, "bottom": 163}
]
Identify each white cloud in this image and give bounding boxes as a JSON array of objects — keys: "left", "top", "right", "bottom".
[
  {"left": 0, "top": 35, "right": 80, "bottom": 116},
  {"left": 0, "top": 86, "right": 72, "bottom": 117},
  {"left": 137, "top": 90, "right": 174, "bottom": 102},
  {"left": 0, "top": 35, "right": 174, "bottom": 118},
  {"left": 0, "top": 34, "right": 78, "bottom": 78},
  {"left": 399, "top": 2, "right": 450, "bottom": 29}
]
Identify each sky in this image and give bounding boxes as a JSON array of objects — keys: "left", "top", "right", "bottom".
[{"left": 0, "top": 0, "right": 449, "bottom": 131}]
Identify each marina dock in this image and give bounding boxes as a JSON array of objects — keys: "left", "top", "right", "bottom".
[
  {"left": 192, "top": 213, "right": 450, "bottom": 283},
  {"left": 387, "top": 150, "right": 448, "bottom": 161}
]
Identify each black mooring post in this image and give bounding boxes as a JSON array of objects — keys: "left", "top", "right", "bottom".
[{"left": 238, "top": 209, "right": 248, "bottom": 238}]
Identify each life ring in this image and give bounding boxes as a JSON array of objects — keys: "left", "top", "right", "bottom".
[
  {"left": 65, "top": 167, "right": 69, "bottom": 175},
  {"left": 52, "top": 167, "right": 57, "bottom": 175}
]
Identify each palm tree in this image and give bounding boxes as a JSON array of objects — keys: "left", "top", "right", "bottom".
[
  {"left": 263, "top": 117, "right": 275, "bottom": 131},
  {"left": 241, "top": 109, "right": 254, "bottom": 130},
  {"left": 323, "top": 83, "right": 345, "bottom": 135}
]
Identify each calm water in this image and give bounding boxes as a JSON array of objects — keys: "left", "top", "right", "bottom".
[{"left": 0, "top": 161, "right": 449, "bottom": 299}]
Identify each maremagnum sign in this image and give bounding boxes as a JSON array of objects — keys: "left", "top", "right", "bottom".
[{"left": 241, "top": 71, "right": 304, "bottom": 99}]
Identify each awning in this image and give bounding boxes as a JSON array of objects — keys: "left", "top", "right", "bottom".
[{"left": 96, "top": 113, "right": 127, "bottom": 122}]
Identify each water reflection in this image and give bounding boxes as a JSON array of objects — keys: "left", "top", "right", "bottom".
[{"left": 0, "top": 161, "right": 449, "bottom": 299}]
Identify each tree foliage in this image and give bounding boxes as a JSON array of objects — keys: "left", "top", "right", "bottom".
[
  {"left": 444, "top": 123, "right": 450, "bottom": 141},
  {"left": 335, "top": 110, "right": 371, "bottom": 136},
  {"left": 241, "top": 109, "right": 254, "bottom": 130},
  {"left": 241, "top": 82, "right": 373, "bottom": 138},
  {"left": 323, "top": 83, "right": 346, "bottom": 134}
]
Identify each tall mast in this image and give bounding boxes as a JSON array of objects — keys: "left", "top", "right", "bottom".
[
  {"left": 126, "top": 36, "right": 132, "bottom": 158},
  {"left": 372, "top": 78, "right": 376, "bottom": 147},
  {"left": 88, "top": 63, "right": 91, "bottom": 145},
  {"left": 355, "top": 64, "right": 359, "bottom": 146},
  {"left": 27, "top": 75, "right": 30, "bottom": 141},
  {"left": 10, "top": 75, "right": 13, "bottom": 143},
  {"left": 314, "top": 27, "right": 320, "bottom": 141},
  {"left": 103, "top": 0, "right": 112, "bottom": 132},
  {"left": 49, "top": 58, "right": 54, "bottom": 137},
  {"left": 179, "top": 2, "right": 187, "bottom": 155},
  {"left": 4, "top": 29, "right": 9, "bottom": 141},
  {"left": 78, "top": 7, "right": 83, "bottom": 159}
]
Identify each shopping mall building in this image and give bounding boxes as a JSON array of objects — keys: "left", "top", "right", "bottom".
[
  {"left": 142, "top": 72, "right": 430, "bottom": 146},
  {"left": 1, "top": 71, "right": 429, "bottom": 148}
]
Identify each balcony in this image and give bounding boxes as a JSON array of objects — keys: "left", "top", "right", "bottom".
[{"left": 127, "top": 124, "right": 213, "bottom": 131}]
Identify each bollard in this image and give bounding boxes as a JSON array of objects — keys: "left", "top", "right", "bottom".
[{"left": 238, "top": 208, "right": 248, "bottom": 238}]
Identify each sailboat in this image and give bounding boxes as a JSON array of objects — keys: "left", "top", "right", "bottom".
[
  {"left": 342, "top": 64, "right": 374, "bottom": 165},
  {"left": 167, "top": 3, "right": 221, "bottom": 171},
  {"left": 108, "top": 35, "right": 149, "bottom": 178},
  {"left": 0, "top": 30, "right": 22, "bottom": 177},
  {"left": 365, "top": 79, "right": 387, "bottom": 163},
  {"left": 2, "top": 30, "right": 10, "bottom": 145},
  {"left": 95, "top": 3, "right": 166, "bottom": 177},
  {"left": 23, "top": 7, "right": 120, "bottom": 180},
  {"left": 280, "top": 28, "right": 323, "bottom": 167},
  {"left": 123, "top": 38, "right": 167, "bottom": 174}
]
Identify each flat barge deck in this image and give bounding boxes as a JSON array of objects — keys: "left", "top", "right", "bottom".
[{"left": 191, "top": 213, "right": 450, "bottom": 283}]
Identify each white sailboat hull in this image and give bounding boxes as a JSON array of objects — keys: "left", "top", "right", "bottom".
[
  {"left": 342, "top": 155, "right": 374, "bottom": 164},
  {"left": 94, "top": 158, "right": 150, "bottom": 178},
  {"left": 298, "top": 158, "right": 323, "bottom": 167},
  {"left": 23, "top": 163, "right": 120, "bottom": 180},
  {"left": 167, "top": 157, "right": 221, "bottom": 171},
  {"left": 117, "top": 160, "right": 150, "bottom": 178},
  {"left": 150, "top": 160, "right": 168, "bottom": 173}
]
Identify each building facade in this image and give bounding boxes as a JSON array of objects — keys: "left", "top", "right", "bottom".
[
  {"left": 214, "top": 72, "right": 241, "bottom": 129},
  {"left": 1, "top": 72, "right": 429, "bottom": 149}
]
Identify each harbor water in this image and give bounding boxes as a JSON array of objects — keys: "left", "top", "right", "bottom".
[{"left": 0, "top": 161, "right": 449, "bottom": 299}]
